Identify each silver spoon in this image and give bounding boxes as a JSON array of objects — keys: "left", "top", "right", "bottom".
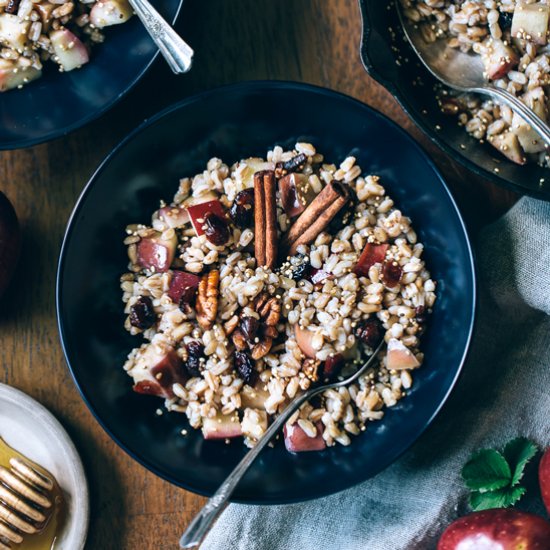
[
  {"left": 179, "top": 339, "right": 385, "bottom": 548},
  {"left": 396, "top": 2, "right": 550, "bottom": 147},
  {"left": 128, "top": 0, "right": 193, "bottom": 74}
]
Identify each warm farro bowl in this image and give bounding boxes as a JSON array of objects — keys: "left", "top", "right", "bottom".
[
  {"left": 360, "top": 0, "right": 550, "bottom": 199},
  {"left": 57, "top": 81, "right": 476, "bottom": 503},
  {"left": 0, "top": 0, "right": 181, "bottom": 149}
]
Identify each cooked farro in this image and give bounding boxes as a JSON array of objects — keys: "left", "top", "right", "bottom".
[
  {"left": 401, "top": 0, "right": 550, "bottom": 166},
  {"left": 120, "top": 144, "right": 436, "bottom": 451}
]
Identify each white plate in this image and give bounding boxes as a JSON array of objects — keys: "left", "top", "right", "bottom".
[{"left": 0, "top": 383, "right": 89, "bottom": 549}]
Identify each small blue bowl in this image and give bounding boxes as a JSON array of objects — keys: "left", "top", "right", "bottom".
[
  {"left": 0, "top": 0, "right": 182, "bottom": 150},
  {"left": 57, "top": 81, "right": 476, "bottom": 504}
]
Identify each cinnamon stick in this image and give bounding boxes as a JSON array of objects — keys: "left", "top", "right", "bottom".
[
  {"left": 285, "top": 181, "right": 350, "bottom": 255},
  {"left": 254, "top": 170, "right": 278, "bottom": 269}
]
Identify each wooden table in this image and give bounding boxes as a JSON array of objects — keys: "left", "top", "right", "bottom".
[{"left": 0, "top": 0, "right": 518, "bottom": 548}]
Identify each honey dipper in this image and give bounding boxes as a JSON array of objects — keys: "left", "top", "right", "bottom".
[{"left": 0, "top": 457, "right": 55, "bottom": 548}]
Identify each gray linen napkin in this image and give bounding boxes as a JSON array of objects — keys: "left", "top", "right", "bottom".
[{"left": 201, "top": 197, "right": 550, "bottom": 550}]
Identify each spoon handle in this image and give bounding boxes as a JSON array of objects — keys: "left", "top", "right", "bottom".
[
  {"left": 482, "top": 86, "right": 550, "bottom": 147},
  {"left": 127, "top": 0, "right": 193, "bottom": 74},
  {"left": 178, "top": 391, "right": 313, "bottom": 549}
]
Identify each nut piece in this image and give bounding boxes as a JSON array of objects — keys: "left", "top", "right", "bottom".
[
  {"left": 195, "top": 270, "right": 219, "bottom": 330},
  {"left": 232, "top": 329, "right": 248, "bottom": 351},
  {"left": 251, "top": 339, "right": 273, "bottom": 360}
]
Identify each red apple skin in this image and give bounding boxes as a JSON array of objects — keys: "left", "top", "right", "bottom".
[
  {"left": 540, "top": 448, "right": 550, "bottom": 516},
  {"left": 353, "top": 243, "right": 388, "bottom": 277},
  {"left": 0, "top": 191, "right": 21, "bottom": 299},
  {"left": 187, "top": 200, "right": 227, "bottom": 237},
  {"left": 167, "top": 271, "right": 200, "bottom": 304},
  {"left": 437, "top": 509, "right": 550, "bottom": 550},
  {"left": 284, "top": 421, "right": 326, "bottom": 452},
  {"left": 133, "top": 349, "right": 187, "bottom": 399}
]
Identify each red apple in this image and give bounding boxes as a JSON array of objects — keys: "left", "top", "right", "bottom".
[
  {"left": 540, "top": 447, "right": 550, "bottom": 516},
  {"left": 512, "top": 3, "right": 549, "bottom": 46},
  {"left": 202, "top": 412, "right": 243, "bottom": 440},
  {"left": 386, "top": 338, "right": 420, "bottom": 370},
  {"left": 0, "top": 14, "right": 30, "bottom": 50},
  {"left": 90, "top": 0, "right": 133, "bottom": 28},
  {"left": 49, "top": 29, "right": 89, "bottom": 72},
  {"left": 438, "top": 509, "right": 550, "bottom": 550},
  {"left": 489, "top": 131, "right": 527, "bottom": 166},
  {"left": 0, "top": 59, "right": 41, "bottom": 92},
  {"left": 279, "top": 173, "right": 316, "bottom": 218},
  {"left": 0, "top": 191, "right": 20, "bottom": 298},
  {"left": 158, "top": 205, "right": 190, "bottom": 229},
  {"left": 167, "top": 271, "right": 200, "bottom": 304},
  {"left": 240, "top": 384, "right": 269, "bottom": 409},
  {"left": 137, "top": 230, "right": 177, "bottom": 272},
  {"left": 187, "top": 200, "right": 227, "bottom": 238},
  {"left": 483, "top": 39, "right": 519, "bottom": 81},
  {"left": 284, "top": 421, "right": 326, "bottom": 452},
  {"left": 294, "top": 325, "right": 317, "bottom": 359},
  {"left": 353, "top": 243, "right": 388, "bottom": 277},
  {"left": 132, "top": 348, "right": 187, "bottom": 399}
]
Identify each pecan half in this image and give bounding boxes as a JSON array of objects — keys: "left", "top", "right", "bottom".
[
  {"left": 232, "top": 329, "right": 248, "bottom": 351},
  {"left": 195, "top": 270, "right": 219, "bottom": 330},
  {"left": 255, "top": 294, "right": 281, "bottom": 327},
  {"left": 251, "top": 338, "right": 273, "bottom": 360}
]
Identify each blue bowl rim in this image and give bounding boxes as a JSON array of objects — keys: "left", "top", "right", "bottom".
[
  {"left": 0, "top": 1, "right": 184, "bottom": 151},
  {"left": 357, "top": 0, "right": 550, "bottom": 201},
  {"left": 56, "top": 80, "right": 477, "bottom": 504}
]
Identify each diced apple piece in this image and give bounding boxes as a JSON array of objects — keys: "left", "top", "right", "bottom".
[
  {"left": 131, "top": 348, "right": 187, "bottom": 399},
  {"left": 158, "top": 205, "right": 190, "bottom": 229},
  {"left": 511, "top": 3, "right": 549, "bottom": 45},
  {"left": 386, "top": 338, "right": 420, "bottom": 370},
  {"left": 50, "top": 29, "right": 89, "bottom": 72},
  {"left": 279, "top": 173, "right": 317, "bottom": 218},
  {"left": 511, "top": 112, "right": 546, "bottom": 153},
  {"left": 0, "top": 59, "right": 41, "bottom": 92},
  {"left": 294, "top": 325, "right": 317, "bottom": 359},
  {"left": 482, "top": 39, "right": 519, "bottom": 80},
  {"left": 167, "top": 271, "right": 200, "bottom": 304},
  {"left": 0, "top": 14, "right": 30, "bottom": 51},
  {"left": 137, "top": 230, "right": 177, "bottom": 272},
  {"left": 240, "top": 384, "right": 269, "bottom": 409},
  {"left": 284, "top": 421, "right": 326, "bottom": 452},
  {"left": 241, "top": 158, "right": 275, "bottom": 188},
  {"left": 187, "top": 199, "right": 227, "bottom": 237},
  {"left": 90, "top": 0, "right": 133, "bottom": 28},
  {"left": 241, "top": 408, "right": 268, "bottom": 441},
  {"left": 353, "top": 243, "right": 388, "bottom": 277},
  {"left": 182, "top": 191, "right": 218, "bottom": 207},
  {"left": 202, "top": 412, "right": 243, "bottom": 440},
  {"left": 489, "top": 131, "right": 527, "bottom": 165}
]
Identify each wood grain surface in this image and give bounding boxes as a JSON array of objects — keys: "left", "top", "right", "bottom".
[{"left": 0, "top": 0, "right": 518, "bottom": 548}]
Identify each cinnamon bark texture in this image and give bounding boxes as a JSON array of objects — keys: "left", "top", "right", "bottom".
[
  {"left": 285, "top": 181, "right": 350, "bottom": 255},
  {"left": 254, "top": 170, "right": 278, "bottom": 269}
]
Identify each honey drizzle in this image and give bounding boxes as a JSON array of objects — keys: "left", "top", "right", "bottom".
[{"left": 0, "top": 438, "right": 64, "bottom": 550}]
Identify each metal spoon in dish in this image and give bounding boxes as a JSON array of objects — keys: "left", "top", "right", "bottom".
[
  {"left": 128, "top": 0, "right": 193, "bottom": 74},
  {"left": 396, "top": 2, "right": 550, "bottom": 150},
  {"left": 179, "top": 338, "right": 385, "bottom": 549}
]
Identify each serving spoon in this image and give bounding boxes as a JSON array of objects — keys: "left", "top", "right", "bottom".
[
  {"left": 396, "top": 2, "right": 550, "bottom": 147},
  {"left": 179, "top": 338, "right": 385, "bottom": 548},
  {"left": 128, "top": 0, "right": 194, "bottom": 74}
]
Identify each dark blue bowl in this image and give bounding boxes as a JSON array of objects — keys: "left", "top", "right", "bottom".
[
  {"left": 0, "top": 0, "right": 182, "bottom": 150},
  {"left": 56, "top": 81, "right": 476, "bottom": 504}
]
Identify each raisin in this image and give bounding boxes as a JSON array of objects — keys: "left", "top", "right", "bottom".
[
  {"left": 328, "top": 185, "right": 356, "bottom": 233},
  {"left": 240, "top": 316, "right": 259, "bottom": 344},
  {"left": 184, "top": 341, "right": 204, "bottom": 377},
  {"left": 129, "top": 296, "right": 156, "bottom": 329},
  {"left": 229, "top": 188, "right": 255, "bottom": 228},
  {"left": 355, "top": 317, "right": 383, "bottom": 348},
  {"left": 274, "top": 153, "right": 307, "bottom": 177},
  {"left": 203, "top": 212, "right": 230, "bottom": 245},
  {"left": 234, "top": 351, "right": 257, "bottom": 385},
  {"left": 381, "top": 260, "right": 403, "bottom": 288},
  {"left": 415, "top": 305, "right": 427, "bottom": 324}
]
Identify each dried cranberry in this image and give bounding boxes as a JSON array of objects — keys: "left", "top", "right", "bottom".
[
  {"left": 203, "top": 212, "right": 230, "bottom": 245},
  {"left": 415, "top": 305, "right": 427, "bottom": 324},
  {"left": 355, "top": 317, "right": 383, "bottom": 348},
  {"left": 4, "top": 0, "right": 20, "bottom": 13},
  {"left": 321, "top": 354, "right": 344, "bottom": 381},
  {"left": 229, "top": 188, "right": 255, "bottom": 228},
  {"left": 234, "top": 351, "right": 257, "bottom": 385},
  {"left": 328, "top": 185, "right": 356, "bottom": 233},
  {"left": 274, "top": 153, "right": 307, "bottom": 177},
  {"left": 381, "top": 260, "right": 403, "bottom": 288},
  {"left": 129, "top": 296, "right": 156, "bottom": 329},
  {"left": 240, "top": 316, "right": 259, "bottom": 343},
  {"left": 184, "top": 341, "right": 204, "bottom": 377}
]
